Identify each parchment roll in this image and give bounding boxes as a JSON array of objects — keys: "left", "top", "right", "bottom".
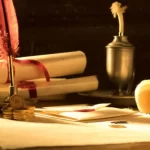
[
  {"left": 0, "top": 75, "right": 98, "bottom": 99},
  {"left": 135, "top": 80, "right": 150, "bottom": 113},
  {"left": 0, "top": 51, "right": 87, "bottom": 84}
]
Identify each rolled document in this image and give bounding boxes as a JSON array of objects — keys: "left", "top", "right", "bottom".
[
  {"left": 0, "top": 51, "right": 86, "bottom": 84},
  {"left": 0, "top": 75, "right": 98, "bottom": 99},
  {"left": 135, "top": 80, "right": 150, "bottom": 113}
]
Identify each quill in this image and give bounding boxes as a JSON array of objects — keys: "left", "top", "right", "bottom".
[
  {"left": 0, "top": 0, "right": 19, "bottom": 96},
  {"left": 110, "top": 2, "right": 127, "bottom": 36}
]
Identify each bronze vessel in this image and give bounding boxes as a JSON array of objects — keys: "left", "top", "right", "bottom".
[{"left": 106, "top": 36, "right": 135, "bottom": 95}]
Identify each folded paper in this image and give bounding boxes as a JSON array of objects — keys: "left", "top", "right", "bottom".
[{"left": 54, "top": 107, "right": 135, "bottom": 121}]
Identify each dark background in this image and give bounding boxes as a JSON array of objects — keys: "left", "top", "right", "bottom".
[{"left": 13, "top": 0, "right": 150, "bottom": 91}]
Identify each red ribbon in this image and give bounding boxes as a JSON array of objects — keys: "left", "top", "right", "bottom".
[
  {"left": 14, "top": 59, "right": 50, "bottom": 82},
  {"left": 18, "top": 81, "right": 37, "bottom": 98}
]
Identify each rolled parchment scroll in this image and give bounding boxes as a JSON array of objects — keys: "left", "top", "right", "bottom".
[
  {"left": 0, "top": 75, "right": 98, "bottom": 99},
  {"left": 0, "top": 51, "right": 87, "bottom": 84}
]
